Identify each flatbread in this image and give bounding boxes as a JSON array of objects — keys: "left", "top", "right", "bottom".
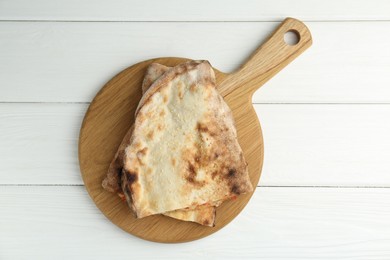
[
  {"left": 122, "top": 60, "right": 253, "bottom": 218},
  {"left": 102, "top": 63, "right": 217, "bottom": 226}
]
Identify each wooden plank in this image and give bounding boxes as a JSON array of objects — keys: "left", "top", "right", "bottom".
[
  {"left": 1, "top": 0, "right": 390, "bottom": 21},
  {"left": 1, "top": 22, "right": 390, "bottom": 103},
  {"left": 258, "top": 104, "right": 390, "bottom": 187},
  {"left": 0, "top": 104, "right": 86, "bottom": 185},
  {"left": 1, "top": 186, "right": 390, "bottom": 259},
  {"left": 1, "top": 103, "right": 390, "bottom": 186}
]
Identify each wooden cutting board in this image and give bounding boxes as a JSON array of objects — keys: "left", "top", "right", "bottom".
[{"left": 78, "top": 17, "right": 312, "bottom": 243}]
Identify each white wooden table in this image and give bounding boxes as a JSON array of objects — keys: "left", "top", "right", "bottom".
[{"left": 1, "top": 1, "right": 390, "bottom": 259}]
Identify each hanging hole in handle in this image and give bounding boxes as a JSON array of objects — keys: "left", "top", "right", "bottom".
[{"left": 284, "top": 30, "right": 300, "bottom": 46}]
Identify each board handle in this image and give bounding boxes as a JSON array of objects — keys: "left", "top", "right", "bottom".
[{"left": 219, "top": 17, "right": 312, "bottom": 97}]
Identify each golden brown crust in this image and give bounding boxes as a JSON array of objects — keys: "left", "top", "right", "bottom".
[
  {"left": 141, "top": 63, "right": 169, "bottom": 94},
  {"left": 135, "top": 60, "right": 214, "bottom": 115},
  {"left": 102, "top": 125, "right": 134, "bottom": 193},
  {"left": 163, "top": 204, "right": 217, "bottom": 227}
]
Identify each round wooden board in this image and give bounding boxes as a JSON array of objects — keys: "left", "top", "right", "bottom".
[
  {"left": 78, "top": 57, "right": 263, "bottom": 243},
  {"left": 78, "top": 18, "right": 312, "bottom": 243}
]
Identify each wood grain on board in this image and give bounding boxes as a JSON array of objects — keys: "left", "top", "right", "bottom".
[{"left": 78, "top": 18, "right": 311, "bottom": 242}]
